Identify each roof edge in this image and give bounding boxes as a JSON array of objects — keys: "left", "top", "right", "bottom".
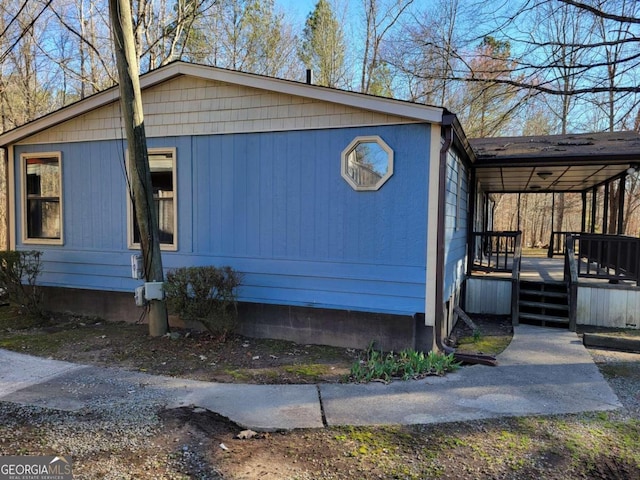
[
  {"left": 0, "top": 61, "right": 444, "bottom": 147},
  {"left": 443, "top": 113, "right": 475, "bottom": 162}
]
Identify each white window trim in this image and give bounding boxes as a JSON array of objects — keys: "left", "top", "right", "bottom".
[
  {"left": 341, "top": 135, "right": 394, "bottom": 191},
  {"left": 126, "top": 147, "right": 178, "bottom": 251},
  {"left": 20, "top": 151, "right": 64, "bottom": 245}
]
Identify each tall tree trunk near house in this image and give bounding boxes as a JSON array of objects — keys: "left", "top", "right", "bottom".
[
  {"left": 555, "top": 192, "right": 564, "bottom": 234},
  {"left": 609, "top": 182, "right": 619, "bottom": 234},
  {"left": 109, "top": 0, "right": 168, "bottom": 337}
]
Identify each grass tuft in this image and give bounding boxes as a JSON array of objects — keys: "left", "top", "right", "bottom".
[{"left": 349, "top": 343, "right": 460, "bottom": 383}]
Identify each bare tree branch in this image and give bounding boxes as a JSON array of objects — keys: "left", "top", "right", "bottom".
[
  {"left": 48, "top": 5, "right": 116, "bottom": 84},
  {"left": 558, "top": 0, "right": 640, "bottom": 24}
]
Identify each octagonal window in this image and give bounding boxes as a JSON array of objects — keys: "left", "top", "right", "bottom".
[{"left": 341, "top": 136, "right": 394, "bottom": 191}]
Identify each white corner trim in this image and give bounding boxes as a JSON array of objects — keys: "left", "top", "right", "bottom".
[
  {"left": 7, "top": 145, "right": 15, "bottom": 250},
  {"left": 424, "top": 124, "right": 442, "bottom": 327}
]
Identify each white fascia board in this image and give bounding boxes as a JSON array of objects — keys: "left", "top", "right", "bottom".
[{"left": 0, "top": 61, "right": 443, "bottom": 146}]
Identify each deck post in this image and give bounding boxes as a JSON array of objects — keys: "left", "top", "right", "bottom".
[
  {"left": 603, "top": 182, "right": 609, "bottom": 234},
  {"left": 548, "top": 194, "right": 555, "bottom": 257},
  {"left": 581, "top": 191, "right": 587, "bottom": 233},
  {"left": 511, "top": 232, "right": 522, "bottom": 326},
  {"left": 618, "top": 174, "right": 626, "bottom": 235},
  {"left": 466, "top": 168, "right": 477, "bottom": 276},
  {"left": 590, "top": 186, "right": 597, "bottom": 233},
  {"left": 564, "top": 234, "right": 578, "bottom": 332}
]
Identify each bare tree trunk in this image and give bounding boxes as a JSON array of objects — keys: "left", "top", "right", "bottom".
[
  {"left": 109, "top": 0, "right": 168, "bottom": 337},
  {"left": 555, "top": 193, "right": 565, "bottom": 233}
]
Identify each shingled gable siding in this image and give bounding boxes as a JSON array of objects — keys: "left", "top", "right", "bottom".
[
  {"left": 14, "top": 123, "right": 431, "bottom": 317},
  {"left": 18, "top": 76, "right": 420, "bottom": 145}
]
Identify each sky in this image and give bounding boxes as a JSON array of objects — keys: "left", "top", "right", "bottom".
[
  {"left": 274, "top": 0, "right": 316, "bottom": 26},
  {"left": 274, "top": 0, "right": 364, "bottom": 34}
]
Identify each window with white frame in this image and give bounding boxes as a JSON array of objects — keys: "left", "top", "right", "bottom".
[
  {"left": 341, "top": 136, "right": 394, "bottom": 191},
  {"left": 22, "top": 153, "right": 63, "bottom": 244},
  {"left": 128, "top": 148, "right": 177, "bottom": 250}
]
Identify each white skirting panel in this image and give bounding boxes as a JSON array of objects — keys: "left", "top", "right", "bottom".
[
  {"left": 465, "top": 277, "right": 511, "bottom": 315},
  {"left": 577, "top": 285, "right": 640, "bottom": 329}
]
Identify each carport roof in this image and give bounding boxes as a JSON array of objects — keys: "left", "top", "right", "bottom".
[{"left": 469, "top": 131, "right": 640, "bottom": 193}]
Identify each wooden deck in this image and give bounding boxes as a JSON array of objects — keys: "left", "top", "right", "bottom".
[
  {"left": 471, "top": 256, "right": 564, "bottom": 282},
  {"left": 520, "top": 257, "right": 565, "bottom": 282},
  {"left": 472, "top": 255, "right": 634, "bottom": 284},
  {"left": 468, "top": 233, "right": 640, "bottom": 329}
]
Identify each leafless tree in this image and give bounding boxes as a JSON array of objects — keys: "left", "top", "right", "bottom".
[
  {"left": 387, "top": 0, "right": 467, "bottom": 107},
  {"left": 359, "top": 0, "right": 413, "bottom": 95}
]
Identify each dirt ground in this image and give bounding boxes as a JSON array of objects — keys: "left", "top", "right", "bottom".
[
  {"left": 0, "top": 311, "right": 511, "bottom": 385},
  {"left": 1, "top": 309, "right": 639, "bottom": 479},
  {"left": 0, "top": 314, "right": 360, "bottom": 384}
]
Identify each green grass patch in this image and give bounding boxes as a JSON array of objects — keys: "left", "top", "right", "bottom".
[
  {"left": 456, "top": 334, "right": 512, "bottom": 355},
  {"left": 283, "top": 363, "right": 332, "bottom": 381},
  {"left": 0, "top": 307, "right": 48, "bottom": 331},
  {"left": 333, "top": 425, "right": 412, "bottom": 458},
  {"left": 221, "top": 368, "right": 252, "bottom": 382},
  {"left": 0, "top": 331, "right": 67, "bottom": 355}
]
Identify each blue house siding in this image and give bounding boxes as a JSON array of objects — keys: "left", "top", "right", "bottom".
[
  {"left": 14, "top": 123, "right": 431, "bottom": 316},
  {"left": 443, "top": 146, "right": 468, "bottom": 302}
]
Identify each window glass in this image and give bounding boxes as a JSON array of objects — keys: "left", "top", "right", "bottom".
[
  {"left": 346, "top": 142, "right": 389, "bottom": 187},
  {"left": 341, "top": 136, "right": 393, "bottom": 191},
  {"left": 24, "top": 156, "right": 61, "bottom": 241},
  {"left": 131, "top": 150, "right": 176, "bottom": 248}
]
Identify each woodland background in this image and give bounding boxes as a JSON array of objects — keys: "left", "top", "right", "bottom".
[{"left": 1, "top": 0, "right": 640, "bottom": 248}]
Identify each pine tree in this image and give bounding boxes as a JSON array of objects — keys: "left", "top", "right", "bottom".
[{"left": 298, "top": 0, "right": 345, "bottom": 88}]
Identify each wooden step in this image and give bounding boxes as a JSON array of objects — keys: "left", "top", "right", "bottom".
[
  {"left": 583, "top": 333, "right": 640, "bottom": 353},
  {"left": 519, "top": 312, "right": 569, "bottom": 324},
  {"left": 520, "top": 289, "right": 568, "bottom": 299},
  {"left": 519, "top": 300, "right": 569, "bottom": 311},
  {"left": 520, "top": 280, "right": 566, "bottom": 288}
]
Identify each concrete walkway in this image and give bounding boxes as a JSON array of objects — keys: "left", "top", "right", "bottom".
[{"left": 0, "top": 325, "right": 622, "bottom": 431}]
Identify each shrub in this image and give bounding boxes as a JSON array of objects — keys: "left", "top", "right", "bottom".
[
  {"left": 164, "top": 265, "right": 242, "bottom": 338},
  {"left": 0, "top": 250, "right": 44, "bottom": 317}
]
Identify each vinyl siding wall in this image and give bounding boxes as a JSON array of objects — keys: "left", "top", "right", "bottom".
[
  {"left": 14, "top": 123, "right": 431, "bottom": 316},
  {"left": 443, "top": 146, "right": 468, "bottom": 302}
]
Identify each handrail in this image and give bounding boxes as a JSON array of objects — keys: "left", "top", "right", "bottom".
[
  {"left": 548, "top": 231, "right": 582, "bottom": 257},
  {"left": 577, "top": 233, "right": 640, "bottom": 285},
  {"left": 511, "top": 232, "right": 522, "bottom": 326},
  {"left": 564, "top": 234, "right": 578, "bottom": 331},
  {"left": 471, "top": 231, "right": 521, "bottom": 272}
]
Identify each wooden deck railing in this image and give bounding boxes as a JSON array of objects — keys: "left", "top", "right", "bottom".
[
  {"left": 548, "top": 231, "right": 582, "bottom": 257},
  {"left": 575, "top": 233, "right": 640, "bottom": 286},
  {"left": 511, "top": 232, "right": 523, "bottom": 326},
  {"left": 471, "top": 231, "right": 521, "bottom": 272},
  {"left": 564, "top": 234, "right": 578, "bottom": 331}
]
